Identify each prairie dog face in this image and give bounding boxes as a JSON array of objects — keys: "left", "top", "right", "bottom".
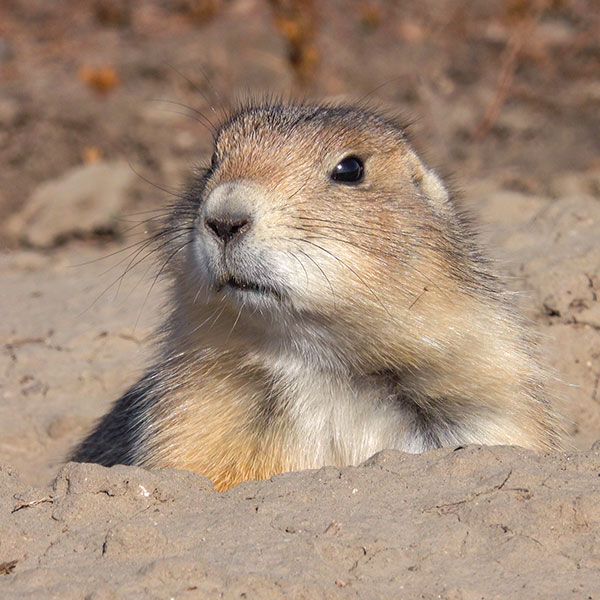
[{"left": 179, "top": 103, "right": 462, "bottom": 365}]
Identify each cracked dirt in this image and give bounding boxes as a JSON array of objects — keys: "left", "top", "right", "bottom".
[{"left": 1, "top": 1, "right": 600, "bottom": 597}]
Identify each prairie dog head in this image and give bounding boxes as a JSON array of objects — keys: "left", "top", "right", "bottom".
[{"left": 168, "top": 102, "right": 490, "bottom": 370}]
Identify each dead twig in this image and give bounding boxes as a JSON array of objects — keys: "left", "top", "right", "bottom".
[
  {"left": 0, "top": 560, "right": 18, "bottom": 575},
  {"left": 11, "top": 495, "right": 54, "bottom": 513}
]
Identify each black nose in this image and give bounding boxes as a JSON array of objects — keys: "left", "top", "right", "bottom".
[{"left": 205, "top": 215, "right": 251, "bottom": 245}]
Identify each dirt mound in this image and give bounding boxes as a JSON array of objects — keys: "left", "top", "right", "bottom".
[{"left": 1, "top": 446, "right": 599, "bottom": 599}]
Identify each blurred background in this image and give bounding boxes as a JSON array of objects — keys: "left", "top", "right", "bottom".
[{"left": 0, "top": 0, "right": 598, "bottom": 247}]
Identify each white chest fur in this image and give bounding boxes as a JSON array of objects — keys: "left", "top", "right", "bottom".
[{"left": 266, "top": 354, "right": 428, "bottom": 469}]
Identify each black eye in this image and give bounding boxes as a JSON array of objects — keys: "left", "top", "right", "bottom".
[{"left": 331, "top": 156, "right": 364, "bottom": 184}]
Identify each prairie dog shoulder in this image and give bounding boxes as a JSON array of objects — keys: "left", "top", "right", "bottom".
[{"left": 72, "top": 100, "right": 562, "bottom": 490}]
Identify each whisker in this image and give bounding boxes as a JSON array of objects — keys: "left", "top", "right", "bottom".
[
  {"left": 295, "top": 215, "right": 402, "bottom": 240},
  {"left": 289, "top": 225, "right": 445, "bottom": 298},
  {"left": 295, "top": 237, "right": 393, "bottom": 319},
  {"left": 134, "top": 238, "right": 193, "bottom": 331},
  {"left": 148, "top": 102, "right": 217, "bottom": 139},
  {"left": 69, "top": 236, "right": 157, "bottom": 268},
  {"left": 225, "top": 300, "right": 245, "bottom": 343},
  {"left": 279, "top": 178, "right": 310, "bottom": 211},
  {"left": 165, "top": 63, "right": 222, "bottom": 123},
  {"left": 355, "top": 75, "right": 406, "bottom": 105},
  {"left": 287, "top": 241, "right": 337, "bottom": 310},
  {"left": 78, "top": 228, "right": 191, "bottom": 316},
  {"left": 205, "top": 302, "right": 228, "bottom": 333},
  {"left": 178, "top": 295, "right": 228, "bottom": 344},
  {"left": 115, "top": 228, "right": 191, "bottom": 297},
  {"left": 286, "top": 249, "right": 309, "bottom": 292},
  {"left": 127, "top": 160, "right": 186, "bottom": 199},
  {"left": 150, "top": 98, "right": 217, "bottom": 136}
]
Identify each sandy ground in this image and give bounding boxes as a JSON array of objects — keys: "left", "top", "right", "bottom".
[
  {"left": 1, "top": 1, "right": 600, "bottom": 597},
  {"left": 1, "top": 447, "right": 600, "bottom": 599}
]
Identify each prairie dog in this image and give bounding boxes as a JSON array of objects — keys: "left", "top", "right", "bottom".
[{"left": 72, "top": 100, "right": 561, "bottom": 490}]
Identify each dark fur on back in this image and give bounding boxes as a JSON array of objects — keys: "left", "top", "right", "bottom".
[{"left": 71, "top": 372, "right": 161, "bottom": 466}]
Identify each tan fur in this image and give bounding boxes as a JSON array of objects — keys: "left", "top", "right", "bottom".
[
  {"left": 72, "top": 101, "right": 562, "bottom": 490},
  {"left": 135, "top": 354, "right": 293, "bottom": 491}
]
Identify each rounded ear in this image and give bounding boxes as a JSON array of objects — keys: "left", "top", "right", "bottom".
[
  {"left": 404, "top": 149, "right": 451, "bottom": 212},
  {"left": 419, "top": 166, "right": 449, "bottom": 206}
]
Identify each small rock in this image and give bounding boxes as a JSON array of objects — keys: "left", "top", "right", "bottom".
[{"left": 6, "top": 161, "right": 136, "bottom": 247}]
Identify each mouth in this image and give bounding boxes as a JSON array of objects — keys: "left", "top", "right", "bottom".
[{"left": 220, "top": 276, "right": 283, "bottom": 301}]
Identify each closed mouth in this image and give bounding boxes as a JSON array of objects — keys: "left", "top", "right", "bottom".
[{"left": 222, "top": 276, "right": 283, "bottom": 301}]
